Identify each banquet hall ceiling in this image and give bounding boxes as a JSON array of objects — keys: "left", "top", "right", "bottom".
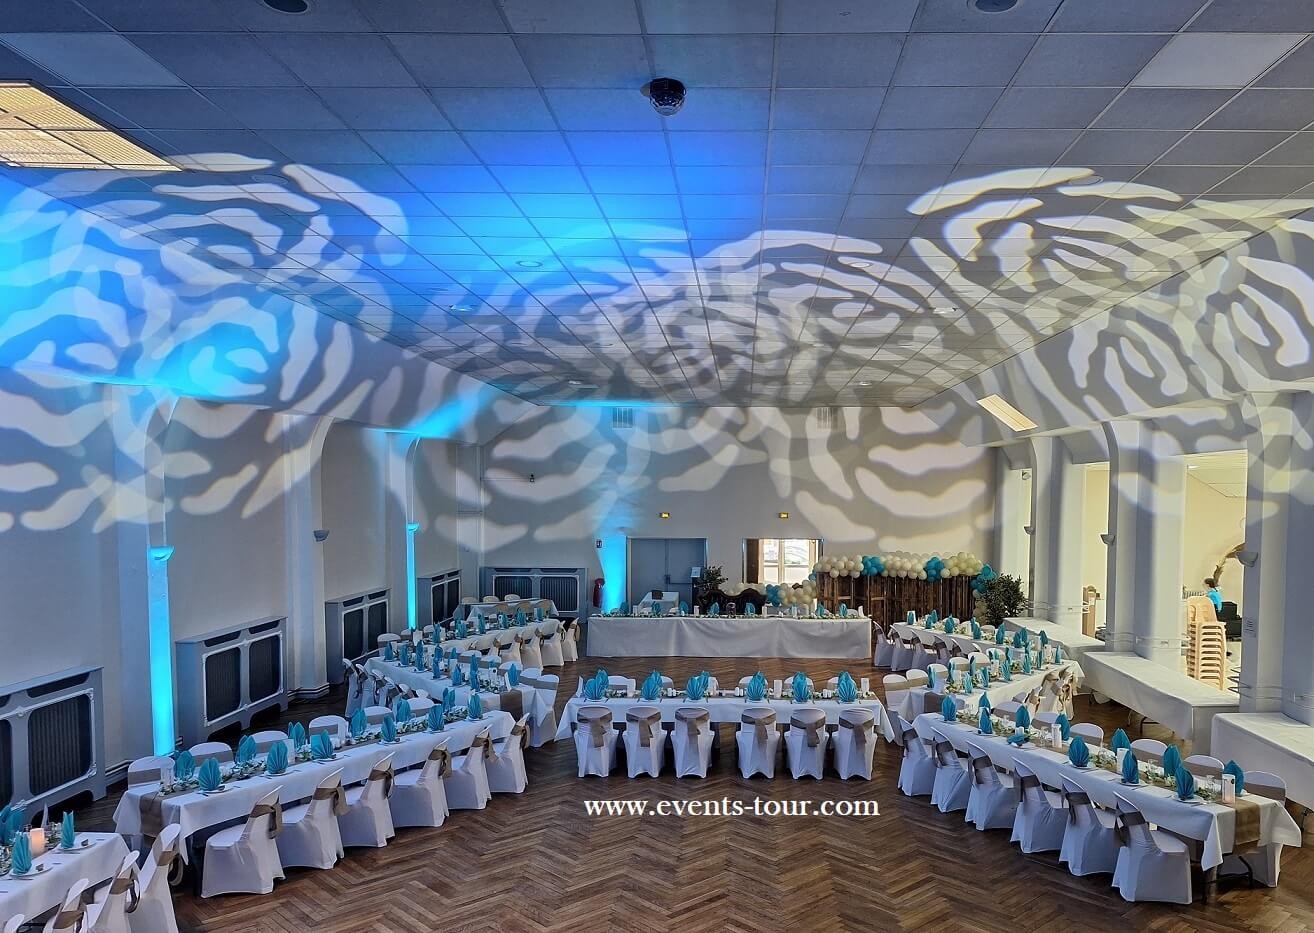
[{"left": 5, "top": 0, "right": 1314, "bottom": 407}]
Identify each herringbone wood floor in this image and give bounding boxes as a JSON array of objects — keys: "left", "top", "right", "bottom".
[{"left": 74, "top": 653, "right": 1314, "bottom": 933}]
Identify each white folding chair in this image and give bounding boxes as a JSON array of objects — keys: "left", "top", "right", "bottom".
[
  {"left": 448, "top": 730, "right": 494, "bottom": 808},
  {"left": 608, "top": 675, "right": 637, "bottom": 696},
  {"left": 1111, "top": 795, "right": 1192, "bottom": 904},
  {"left": 521, "top": 671, "right": 559, "bottom": 747},
  {"left": 1130, "top": 738, "right": 1166, "bottom": 760},
  {"left": 672, "top": 707, "right": 713, "bottom": 778},
  {"left": 338, "top": 754, "right": 396, "bottom": 848},
  {"left": 363, "top": 705, "right": 392, "bottom": 726},
  {"left": 85, "top": 852, "right": 135, "bottom": 933},
  {"left": 1183, "top": 754, "right": 1224, "bottom": 778},
  {"left": 538, "top": 620, "right": 565, "bottom": 668},
  {"left": 882, "top": 674, "right": 910, "bottom": 720},
  {"left": 964, "top": 740, "right": 1016, "bottom": 830},
  {"left": 126, "top": 755, "right": 172, "bottom": 787},
  {"left": 201, "top": 788, "right": 284, "bottom": 897},
  {"left": 309, "top": 715, "right": 349, "bottom": 741},
  {"left": 489, "top": 716, "right": 531, "bottom": 792},
  {"left": 930, "top": 730, "right": 971, "bottom": 813},
  {"left": 1010, "top": 760, "right": 1067, "bottom": 853},
  {"left": 128, "top": 825, "right": 181, "bottom": 933},
  {"left": 873, "top": 624, "right": 894, "bottom": 667},
  {"left": 573, "top": 706, "right": 618, "bottom": 777},
  {"left": 391, "top": 744, "right": 451, "bottom": 828},
  {"left": 561, "top": 619, "right": 580, "bottom": 662},
  {"left": 4, "top": 917, "right": 24, "bottom": 933},
  {"left": 621, "top": 706, "right": 666, "bottom": 778},
  {"left": 43, "top": 878, "right": 89, "bottom": 933},
  {"left": 357, "top": 664, "right": 378, "bottom": 707},
  {"left": 344, "top": 659, "right": 364, "bottom": 716},
  {"left": 518, "top": 629, "right": 544, "bottom": 669},
  {"left": 277, "top": 768, "right": 345, "bottom": 871},
  {"left": 251, "top": 730, "right": 294, "bottom": 758},
  {"left": 496, "top": 631, "right": 522, "bottom": 665},
  {"left": 1058, "top": 776, "right": 1120, "bottom": 876},
  {"left": 187, "top": 741, "right": 233, "bottom": 765},
  {"left": 833, "top": 708, "right": 875, "bottom": 780},
  {"left": 785, "top": 707, "right": 828, "bottom": 780},
  {"left": 896, "top": 717, "right": 936, "bottom": 797},
  {"left": 736, "top": 707, "right": 779, "bottom": 779},
  {"left": 1069, "top": 723, "right": 1104, "bottom": 749}
]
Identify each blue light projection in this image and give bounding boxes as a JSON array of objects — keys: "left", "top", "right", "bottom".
[
  {"left": 406, "top": 521, "right": 421, "bottom": 631},
  {"left": 146, "top": 544, "right": 175, "bottom": 754}
]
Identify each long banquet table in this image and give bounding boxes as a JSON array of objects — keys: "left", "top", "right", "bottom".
[
  {"left": 114, "top": 712, "right": 513, "bottom": 861},
  {"left": 0, "top": 832, "right": 129, "bottom": 924},
  {"left": 913, "top": 711, "right": 1302, "bottom": 877},
  {"left": 893, "top": 660, "right": 1084, "bottom": 723},
  {"left": 557, "top": 692, "right": 896, "bottom": 742},
  {"left": 586, "top": 614, "right": 872, "bottom": 659},
  {"left": 891, "top": 620, "right": 1102, "bottom": 667}
]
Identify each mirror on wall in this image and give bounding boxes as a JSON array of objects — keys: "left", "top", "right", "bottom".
[{"left": 743, "top": 538, "right": 820, "bottom": 586}]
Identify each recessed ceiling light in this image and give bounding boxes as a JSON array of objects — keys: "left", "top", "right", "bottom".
[
  {"left": 972, "top": 0, "right": 1018, "bottom": 12},
  {"left": 263, "top": 0, "right": 310, "bottom": 12},
  {"left": 932, "top": 307, "right": 958, "bottom": 316},
  {"left": 516, "top": 259, "right": 543, "bottom": 268},
  {"left": 449, "top": 304, "right": 474, "bottom": 313},
  {"left": 568, "top": 379, "right": 585, "bottom": 386},
  {"left": 1067, "top": 174, "right": 1105, "bottom": 187},
  {"left": 658, "top": 511, "right": 671, "bottom": 519},
  {"left": 857, "top": 381, "right": 874, "bottom": 387},
  {"left": 248, "top": 172, "right": 285, "bottom": 185},
  {"left": 0, "top": 83, "right": 177, "bottom": 171},
  {"left": 978, "top": 394, "right": 1038, "bottom": 432},
  {"left": 842, "top": 258, "right": 873, "bottom": 268},
  {"left": 1188, "top": 464, "right": 1199, "bottom": 470}
]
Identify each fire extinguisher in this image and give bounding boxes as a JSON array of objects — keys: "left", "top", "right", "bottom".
[{"left": 592, "top": 577, "right": 605, "bottom": 609}]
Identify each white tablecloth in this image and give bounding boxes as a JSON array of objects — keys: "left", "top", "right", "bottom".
[
  {"left": 0, "top": 833, "right": 129, "bottom": 923},
  {"left": 1002, "top": 618, "right": 1105, "bottom": 664},
  {"left": 913, "top": 712, "right": 1301, "bottom": 872},
  {"left": 586, "top": 615, "right": 872, "bottom": 659},
  {"left": 365, "top": 658, "right": 546, "bottom": 722},
  {"left": 114, "top": 712, "right": 512, "bottom": 860},
  {"left": 1082, "top": 652, "right": 1238, "bottom": 753},
  {"left": 436, "top": 623, "right": 539, "bottom": 652},
  {"left": 1212, "top": 713, "right": 1314, "bottom": 810},
  {"left": 557, "top": 694, "right": 895, "bottom": 742},
  {"left": 898, "top": 661, "right": 1084, "bottom": 722}
]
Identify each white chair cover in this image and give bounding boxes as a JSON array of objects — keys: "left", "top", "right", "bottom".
[
  {"left": 736, "top": 707, "right": 779, "bottom": 779},
  {"left": 622, "top": 706, "right": 667, "bottom": 778},
  {"left": 1058, "top": 776, "right": 1120, "bottom": 877},
  {"left": 538, "top": 620, "right": 565, "bottom": 668},
  {"left": 277, "top": 768, "right": 345, "bottom": 870},
  {"left": 42, "top": 878, "right": 89, "bottom": 933},
  {"left": 521, "top": 671, "right": 560, "bottom": 747},
  {"left": 561, "top": 620, "right": 580, "bottom": 662},
  {"left": 873, "top": 625, "right": 894, "bottom": 667},
  {"left": 128, "top": 826, "right": 181, "bottom": 933},
  {"left": 188, "top": 741, "right": 233, "bottom": 765},
  {"left": 448, "top": 731, "right": 494, "bottom": 808},
  {"left": 672, "top": 707, "right": 714, "bottom": 778},
  {"left": 930, "top": 731, "right": 971, "bottom": 813},
  {"left": 85, "top": 852, "right": 136, "bottom": 933},
  {"left": 832, "top": 708, "right": 875, "bottom": 780},
  {"left": 518, "top": 632, "right": 544, "bottom": 670},
  {"left": 201, "top": 787, "right": 285, "bottom": 897},
  {"left": 1010, "top": 761, "right": 1067, "bottom": 853},
  {"left": 391, "top": 743, "right": 452, "bottom": 828},
  {"left": 784, "top": 707, "right": 828, "bottom": 780},
  {"left": 309, "top": 715, "right": 349, "bottom": 741},
  {"left": 896, "top": 717, "right": 936, "bottom": 797},
  {"left": 573, "top": 706, "right": 618, "bottom": 778},
  {"left": 1069, "top": 722, "right": 1104, "bottom": 748},
  {"left": 489, "top": 716, "right": 531, "bottom": 792},
  {"left": 964, "top": 741, "right": 1017, "bottom": 830},
  {"left": 344, "top": 659, "right": 364, "bottom": 716},
  {"left": 338, "top": 754, "right": 396, "bottom": 848},
  {"left": 1111, "top": 795, "right": 1193, "bottom": 904},
  {"left": 882, "top": 675, "right": 909, "bottom": 718},
  {"left": 4, "top": 917, "right": 24, "bottom": 933}
]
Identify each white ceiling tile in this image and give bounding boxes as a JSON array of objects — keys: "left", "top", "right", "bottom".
[{"left": 1133, "top": 34, "right": 1304, "bottom": 88}]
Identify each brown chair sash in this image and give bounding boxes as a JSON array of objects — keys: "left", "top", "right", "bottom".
[
  {"left": 970, "top": 756, "right": 995, "bottom": 784},
  {"left": 312, "top": 782, "right": 349, "bottom": 816},
  {"left": 1016, "top": 771, "right": 1042, "bottom": 802},
  {"left": 469, "top": 733, "right": 495, "bottom": 761},
  {"left": 251, "top": 801, "right": 284, "bottom": 838},
  {"left": 923, "top": 691, "right": 947, "bottom": 715},
  {"left": 933, "top": 741, "right": 956, "bottom": 767},
  {"left": 369, "top": 766, "right": 395, "bottom": 799},
  {"left": 626, "top": 710, "right": 663, "bottom": 747},
  {"left": 499, "top": 689, "right": 525, "bottom": 721},
  {"left": 1134, "top": 747, "right": 1165, "bottom": 765},
  {"left": 741, "top": 710, "right": 776, "bottom": 744},
  {"left": 838, "top": 712, "right": 872, "bottom": 746},
  {"left": 1114, "top": 808, "right": 1145, "bottom": 846},
  {"left": 427, "top": 745, "right": 454, "bottom": 778},
  {"left": 509, "top": 720, "right": 530, "bottom": 750},
  {"left": 900, "top": 727, "right": 921, "bottom": 756},
  {"left": 1063, "top": 788, "right": 1091, "bottom": 824},
  {"left": 577, "top": 709, "right": 613, "bottom": 748},
  {"left": 790, "top": 714, "right": 824, "bottom": 748},
  {"left": 155, "top": 843, "right": 180, "bottom": 872},
  {"left": 1185, "top": 760, "right": 1223, "bottom": 779},
  {"left": 109, "top": 868, "right": 137, "bottom": 896},
  {"left": 52, "top": 906, "right": 83, "bottom": 930},
  {"left": 675, "top": 708, "right": 708, "bottom": 757},
  {"left": 128, "top": 765, "right": 164, "bottom": 786}
]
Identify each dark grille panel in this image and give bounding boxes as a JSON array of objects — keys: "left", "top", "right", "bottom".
[
  {"left": 247, "top": 635, "right": 281, "bottom": 701},
  {"left": 367, "top": 602, "right": 388, "bottom": 645},
  {"left": 444, "top": 580, "right": 460, "bottom": 619},
  {"left": 540, "top": 575, "right": 578, "bottom": 612},
  {"left": 494, "top": 575, "right": 533, "bottom": 599},
  {"left": 27, "top": 695, "right": 92, "bottom": 796},
  {"left": 204, "top": 648, "right": 241, "bottom": 722},
  {"left": 0, "top": 718, "right": 11, "bottom": 806},
  {"left": 343, "top": 607, "right": 365, "bottom": 659}
]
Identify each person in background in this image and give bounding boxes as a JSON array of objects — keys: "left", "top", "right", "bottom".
[{"left": 1204, "top": 578, "right": 1223, "bottom": 613}]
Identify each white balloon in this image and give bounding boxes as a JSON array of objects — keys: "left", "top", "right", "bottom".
[{"left": 918, "top": 570, "right": 928, "bottom": 580}]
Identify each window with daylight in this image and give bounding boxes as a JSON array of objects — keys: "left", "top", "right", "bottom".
[{"left": 745, "top": 539, "right": 819, "bottom": 586}]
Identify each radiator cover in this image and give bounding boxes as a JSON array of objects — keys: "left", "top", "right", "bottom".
[
  {"left": 175, "top": 617, "right": 289, "bottom": 746},
  {"left": 0, "top": 666, "right": 107, "bottom": 813},
  {"left": 478, "top": 567, "right": 585, "bottom": 618}
]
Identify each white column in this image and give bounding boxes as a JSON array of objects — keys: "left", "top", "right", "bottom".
[
  {"left": 1103, "top": 420, "right": 1187, "bottom": 665},
  {"left": 993, "top": 447, "right": 1029, "bottom": 578},
  {"left": 456, "top": 443, "right": 484, "bottom": 598},
  {"left": 281, "top": 413, "right": 333, "bottom": 696},
  {"left": 384, "top": 433, "right": 421, "bottom": 631},
  {"left": 1028, "top": 436, "right": 1085, "bottom": 629},
  {"left": 1240, "top": 392, "right": 1314, "bottom": 722}
]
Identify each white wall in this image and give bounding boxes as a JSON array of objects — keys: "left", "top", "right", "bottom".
[
  {"left": 481, "top": 406, "right": 997, "bottom": 606},
  {"left": 1081, "top": 466, "right": 1111, "bottom": 628},
  {"left": 320, "top": 422, "right": 387, "bottom": 600},
  {"left": 1183, "top": 475, "right": 1246, "bottom": 609},
  {"left": 414, "top": 439, "right": 462, "bottom": 578}
]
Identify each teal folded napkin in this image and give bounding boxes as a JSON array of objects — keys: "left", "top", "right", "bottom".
[
  {"left": 1175, "top": 765, "right": 1196, "bottom": 800},
  {"left": 1162, "top": 744, "right": 1182, "bottom": 776},
  {"left": 427, "top": 705, "right": 444, "bottom": 731},
  {"left": 925, "top": 667, "right": 936, "bottom": 690},
  {"left": 400, "top": 643, "right": 411, "bottom": 666},
  {"left": 1110, "top": 728, "right": 1130, "bottom": 751},
  {"left": 1039, "top": 629, "right": 1050, "bottom": 647},
  {"left": 583, "top": 677, "right": 604, "bottom": 700},
  {"left": 943, "top": 617, "right": 954, "bottom": 633},
  {"left": 1001, "top": 662, "right": 1012, "bottom": 682},
  {"left": 456, "top": 620, "right": 468, "bottom": 638},
  {"left": 1054, "top": 647, "right": 1063, "bottom": 664},
  {"left": 995, "top": 626, "right": 1006, "bottom": 644},
  {"left": 791, "top": 672, "right": 811, "bottom": 702},
  {"left": 60, "top": 812, "right": 75, "bottom": 850},
  {"left": 1055, "top": 713, "right": 1071, "bottom": 740},
  {"left": 394, "top": 698, "right": 412, "bottom": 723},
  {"left": 979, "top": 667, "right": 991, "bottom": 687},
  {"left": 508, "top": 664, "right": 520, "bottom": 687},
  {"left": 836, "top": 671, "right": 858, "bottom": 703},
  {"left": 289, "top": 722, "right": 307, "bottom": 749},
  {"left": 710, "top": 602, "right": 720, "bottom": 616},
  {"left": 1006, "top": 732, "right": 1026, "bottom": 746},
  {"left": 907, "top": 611, "right": 917, "bottom": 625},
  {"left": 236, "top": 734, "right": 257, "bottom": 764},
  {"left": 978, "top": 692, "right": 991, "bottom": 710},
  {"left": 311, "top": 732, "right": 334, "bottom": 761},
  {"left": 197, "top": 757, "right": 222, "bottom": 792},
  {"left": 383, "top": 642, "right": 395, "bottom": 661},
  {"left": 453, "top": 664, "right": 466, "bottom": 686},
  {"left": 979, "top": 707, "right": 992, "bottom": 734},
  {"left": 1067, "top": 735, "right": 1090, "bottom": 767},
  {"left": 1121, "top": 749, "right": 1140, "bottom": 784},
  {"left": 265, "top": 741, "right": 289, "bottom": 775},
  {"left": 432, "top": 654, "right": 442, "bottom": 677},
  {"left": 173, "top": 750, "right": 195, "bottom": 782},
  {"left": 534, "top": 607, "right": 543, "bottom": 621},
  {"left": 469, "top": 656, "right": 480, "bottom": 685},
  {"left": 928, "top": 610, "right": 938, "bottom": 624},
  {"left": 380, "top": 715, "right": 398, "bottom": 743},
  {"left": 746, "top": 671, "right": 767, "bottom": 701},
  {"left": 745, "top": 602, "right": 755, "bottom": 616},
  {"left": 971, "top": 620, "right": 983, "bottom": 639},
  {"left": 1224, "top": 760, "right": 1245, "bottom": 794},
  {"left": 619, "top": 601, "right": 630, "bottom": 615},
  {"left": 816, "top": 603, "right": 829, "bottom": 618},
  {"left": 685, "top": 675, "right": 705, "bottom": 701},
  {"left": 0, "top": 806, "right": 12, "bottom": 846},
  {"left": 477, "top": 617, "right": 486, "bottom": 634},
  {"left": 679, "top": 601, "right": 689, "bottom": 614},
  {"left": 1021, "top": 651, "right": 1032, "bottom": 675},
  {"left": 516, "top": 609, "right": 527, "bottom": 626},
  {"left": 941, "top": 696, "right": 957, "bottom": 722},
  {"left": 968, "top": 658, "right": 976, "bottom": 678},
  {"left": 442, "top": 687, "right": 457, "bottom": 713},
  {"left": 468, "top": 693, "right": 483, "bottom": 720},
  {"left": 839, "top": 602, "right": 849, "bottom": 617},
  {"left": 413, "top": 644, "right": 426, "bottom": 669},
  {"left": 641, "top": 670, "right": 663, "bottom": 700},
  {"left": 1015, "top": 705, "right": 1031, "bottom": 730},
  {"left": 10, "top": 832, "right": 32, "bottom": 875}
]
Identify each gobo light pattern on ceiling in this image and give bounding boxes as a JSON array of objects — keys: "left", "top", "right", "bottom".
[{"left": 5, "top": 0, "right": 1314, "bottom": 407}]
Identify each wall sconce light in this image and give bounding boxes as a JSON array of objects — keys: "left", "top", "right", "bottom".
[
  {"left": 778, "top": 511, "right": 790, "bottom": 519},
  {"left": 1099, "top": 533, "right": 1114, "bottom": 546},
  {"left": 313, "top": 529, "right": 330, "bottom": 543},
  {"left": 148, "top": 545, "right": 175, "bottom": 562},
  {"left": 1236, "top": 549, "right": 1258, "bottom": 567},
  {"left": 1023, "top": 524, "right": 1034, "bottom": 536},
  {"left": 658, "top": 511, "right": 671, "bottom": 519}
]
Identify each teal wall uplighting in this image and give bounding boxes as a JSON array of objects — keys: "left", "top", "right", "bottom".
[
  {"left": 598, "top": 533, "right": 627, "bottom": 612},
  {"left": 146, "top": 545, "right": 176, "bottom": 754},
  {"left": 406, "top": 522, "right": 421, "bottom": 630}
]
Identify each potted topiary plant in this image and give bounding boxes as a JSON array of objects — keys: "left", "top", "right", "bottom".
[
  {"left": 978, "top": 574, "right": 1030, "bottom": 628},
  {"left": 696, "top": 564, "right": 727, "bottom": 611}
]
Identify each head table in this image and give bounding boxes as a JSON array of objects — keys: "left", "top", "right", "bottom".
[
  {"left": 586, "top": 613, "right": 872, "bottom": 659},
  {"left": 0, "top": 832, "right": 129, "bottom": 924}
]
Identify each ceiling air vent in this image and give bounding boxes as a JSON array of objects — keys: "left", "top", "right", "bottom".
[
  {"left": 611, "top": 407, "right": 635, "bottom": 430},
  {"left": 815, "top": 406, "right": 839, "bottom": 430}
]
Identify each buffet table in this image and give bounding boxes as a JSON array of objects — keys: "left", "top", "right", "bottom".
[
  {"left": 1212, "top": 713, "right": 1314, "bottom": 810},
  {"left": 1082, "top": 651, "right": 1238, "bottom": 753},
  {"left": 1002, "top": 617, "right": 1105, "bottom": 663},
  {"left": 586, "top": 614, "right": 872, "bottom": 659}
]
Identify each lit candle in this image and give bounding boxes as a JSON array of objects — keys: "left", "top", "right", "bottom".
[{"left": 29, "top": 828, "right": 46, "bottom": 856}]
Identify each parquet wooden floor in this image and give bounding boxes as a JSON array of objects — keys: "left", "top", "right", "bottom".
[{"left": 72, "top": 653, "right": 1314, "bottom": 933}]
